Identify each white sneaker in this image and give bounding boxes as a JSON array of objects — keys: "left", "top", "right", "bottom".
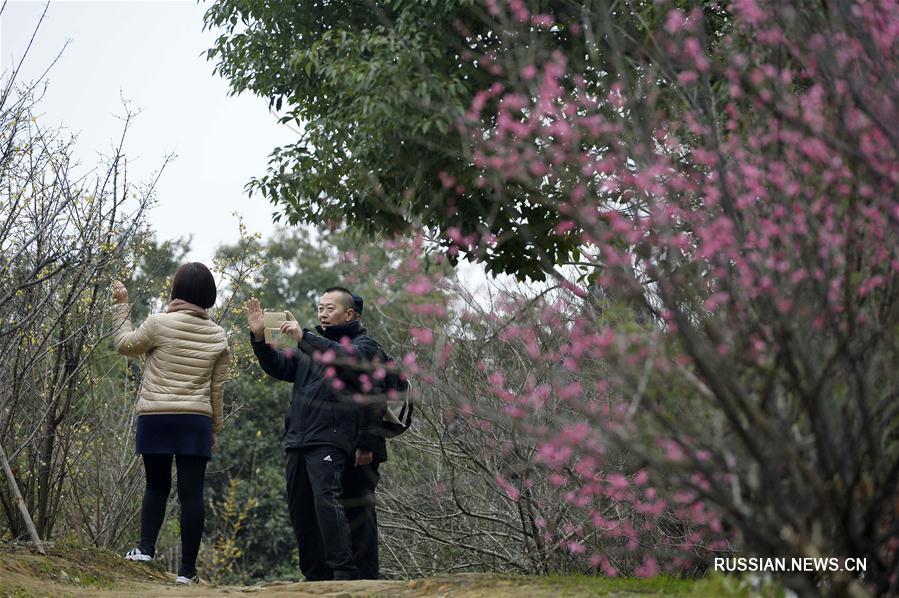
[
  {"left": 175, "top": 575, "right": 200, "bottom": 585},
  {"left": 125, "top": 547, "right": 152, "bottom": 562}
]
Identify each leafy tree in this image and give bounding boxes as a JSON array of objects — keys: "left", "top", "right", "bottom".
[{"left": 204, "top": 0, "right": 717, "bottom": 280}]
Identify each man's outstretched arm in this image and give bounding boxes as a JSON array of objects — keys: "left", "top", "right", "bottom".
[{"left": 246, "top": 297, "right": 300, "bottom": 382}]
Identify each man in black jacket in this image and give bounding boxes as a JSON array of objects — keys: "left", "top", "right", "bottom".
[
  {"left": 291, "top": 292, "right": 388, "bottom": 579},
  {"left": 245, "top": 287, "right": 379, "bottom": 581}
]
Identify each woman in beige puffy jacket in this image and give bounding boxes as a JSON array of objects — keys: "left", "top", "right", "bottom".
[{"left": 111, "top": 262, "right": 228, "bottom": 585}]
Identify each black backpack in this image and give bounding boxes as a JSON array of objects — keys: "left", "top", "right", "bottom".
[{"left": 379, "top": 351, "right": 414, "bottom": 438}]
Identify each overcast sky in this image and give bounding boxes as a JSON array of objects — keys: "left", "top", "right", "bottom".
[{"left": 2, "top": 0, "right": 293, "bottom": 263}]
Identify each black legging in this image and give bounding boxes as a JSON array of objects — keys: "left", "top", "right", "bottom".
[{"left": 139, "top": 454, "right": 208, "bottom": 578}]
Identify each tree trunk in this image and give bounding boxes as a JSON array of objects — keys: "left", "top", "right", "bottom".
[
  {"left": 36, "top": 415, "right": 56, "bottom": 538},
  {"left": 0, "top": 440, "right": 46, "bottom": 554}
]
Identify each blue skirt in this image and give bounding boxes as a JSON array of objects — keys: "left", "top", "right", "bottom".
[{"left": 136, "top": 414, "right": 212, "bottom": 458}]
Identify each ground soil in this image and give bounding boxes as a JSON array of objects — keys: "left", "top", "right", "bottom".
[{"left": 0, "top": 543, "right": 733, "bottom": 597}]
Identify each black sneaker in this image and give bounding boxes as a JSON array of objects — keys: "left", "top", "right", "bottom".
[{"left": 175, "top": 574, "right": 200, "bottom": 585}]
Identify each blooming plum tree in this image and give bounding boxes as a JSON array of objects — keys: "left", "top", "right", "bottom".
[{"left": 409, "top": 0, "right": 899, "bottom": 594}]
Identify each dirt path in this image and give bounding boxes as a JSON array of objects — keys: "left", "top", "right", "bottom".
[
  {"left": 0, "top": 543, "right": 727, "bottom": 597},
  {"left": 7, "top": 575, "right": 588, "bottom": 597},
  {"left": 0, "top": 544, "right": 599, "bottom": 597}
]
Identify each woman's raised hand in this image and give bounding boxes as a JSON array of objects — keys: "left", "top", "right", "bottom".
[
  {"left": 112, "top": 281, "right": 129, "bottom": 304},
  {"left": 245, "top": 297, "right": 265, "bottom": 341}
]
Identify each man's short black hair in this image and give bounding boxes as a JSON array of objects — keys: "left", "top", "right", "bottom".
[
  {"left": 322, "top": 286, "right": 355, "bottom": 311},
  {"left": 171, "top": 262, "right": 217, "bottom": 309},
  {"left": 351, "top": 293, "right": 363, "bottom": 315}
]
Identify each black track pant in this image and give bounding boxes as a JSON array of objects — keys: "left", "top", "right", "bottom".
[
  {"left": 138, "top": 454, "right": 208, "bottom": 578},
  {"left": 341, "top": 461, "right": 380, "bottom": 579},
  {"left": 286, "top": 446, "right": 358, "bottom": 581}
]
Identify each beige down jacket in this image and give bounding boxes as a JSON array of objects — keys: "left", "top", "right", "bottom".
[{"left": 111, "top": 303, "right": 229, "bottom": 432}]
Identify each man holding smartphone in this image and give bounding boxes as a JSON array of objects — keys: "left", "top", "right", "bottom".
[{"left": 245, "top": 287, "right": 379, "bottom": 581}]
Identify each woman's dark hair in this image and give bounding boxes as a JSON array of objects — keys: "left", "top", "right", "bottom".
[{"left": 170, "top": 262, "right": 217, "bottom": 309}]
